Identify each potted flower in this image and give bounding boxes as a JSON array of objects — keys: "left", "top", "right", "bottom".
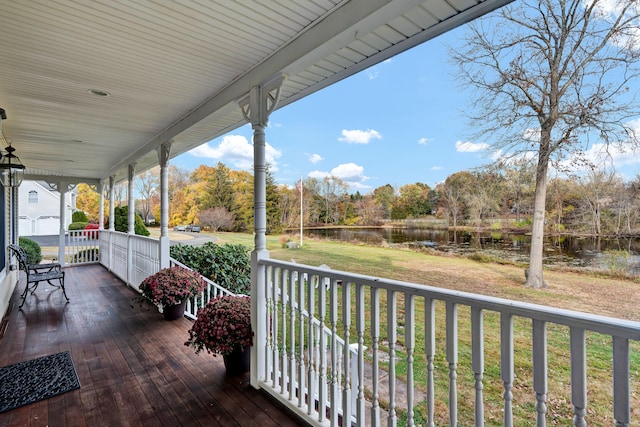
[
  {"left": 138, "top": 266, "right": 206, "bottom": 320},
  {"left": 184, "top": 295, "right": 253, "bottom": 375}
]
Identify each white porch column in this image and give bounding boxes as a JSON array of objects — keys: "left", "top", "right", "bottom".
[
  {"left": 127, "top": 163, "right": 136, "bottom": 285},
  {"left": 158, "top": 141, "right": 172, "bottom": 269},
  {"left": 98, "top": 181, "right": 105, "bottom": 230},
  {"left": 240, "top": 77, "right": 283, "bottom": 389},
  {"left": 108, "top": 175, "right": 116, "bottom": 272},
  {"left": 58, "top": 181, "right": 67, "bottom": 265},
  {"left": 11, "top": 187, "right": 19, "bottom": 245},
  {"left": 127, "top": 163, "right": 136, "bottom": 235},
  {"left": 109, "top": 175, "right": 115, "bottom": 231}
]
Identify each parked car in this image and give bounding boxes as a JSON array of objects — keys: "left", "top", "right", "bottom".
[
  {"left": 186, "top": 224, "right": 201, "bottom": 233},
  {"left": 173, "top": 225, "right": 187, "bottom": 231}
]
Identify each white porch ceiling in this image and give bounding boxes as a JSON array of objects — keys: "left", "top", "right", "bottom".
[{"left": 0, "top": 0, "right": 511, "bottom": 184}]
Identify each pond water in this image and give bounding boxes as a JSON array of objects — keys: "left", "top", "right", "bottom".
[{"left": 290, "top": 227, "right": 640, "bottom": 274}]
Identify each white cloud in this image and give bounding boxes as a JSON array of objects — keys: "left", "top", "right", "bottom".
[
  {"left": 308, "top": 162, "right": 370, "bottom": 188},
  {"left": 418, "top": 137, "right": 434, "bottom": 145},
  {"left": 339, "top": 129, "right": 382, "bottom": 144},
  {"left": 557, "top": 142, "right": 640, "bottom": 173},
  {"left": 455, "top": 140, "right": 490, "bottom": 153},
  {"left": 431, "top": 166, "right": 444, "bottom": 170},
  {"left": 308, "top": 153, "right": 323, "bottom": 164},
  {"left": 189, "top": 134, "right": 282, "bottom": 171}
]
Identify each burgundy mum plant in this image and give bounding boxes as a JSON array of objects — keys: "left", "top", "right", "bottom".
[
  {"left": 139, "top": 266, "right": 206, "bottom": 307},
  {"left": 185, "top": 295, "right": 253, "bottom": 356}
]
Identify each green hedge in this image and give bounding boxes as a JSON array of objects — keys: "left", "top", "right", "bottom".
[
  {"left": 18, "top": 237, "right": 42, "bottom": 265},
  {"left": 68, "top": 221, "right": 88, "bottom": 231},
  {"left": 72, "top": 211, "right": 88, "bottom": 223},
  {"left": 170, "top": 242, "right": 251, "bottom": 295}
]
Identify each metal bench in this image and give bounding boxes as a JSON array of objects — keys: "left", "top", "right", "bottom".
[{"left": 8, "top": 244, "right": 68, "bottom": 309}]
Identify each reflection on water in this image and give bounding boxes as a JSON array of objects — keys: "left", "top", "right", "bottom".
[{"left": 291, "top": 227, "right": 640, "bottom": 274}]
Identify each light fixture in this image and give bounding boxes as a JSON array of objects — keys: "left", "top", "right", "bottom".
[
  {"left": 0, "top": 143, "right": 26, "bottom": 187},
  {"left": 0, "top": 107, "right": 5, "bottom": 133}
]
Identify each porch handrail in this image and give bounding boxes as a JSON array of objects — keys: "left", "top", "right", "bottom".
[
  {"left": 65, "top": 229, "right": 100, "bottom": 266},
  {"left": 256, "top": 257, "right": 640, "bottom": 427},
  {"left": 168, "top": 258, "right": 236, "bottom": 319},
  {"left": 98, "top": 230, "right": 159, "bottom": 289}
]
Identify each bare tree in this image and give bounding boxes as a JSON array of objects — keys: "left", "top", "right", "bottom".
[
  {"left": 135, "top": 167, "right": 160, "bottom": 224},
  {"left": 198, "top": 207, "right": 235, "bottom": 231},
  {"left": 452, "top": 0, "right": 640, "bottom": 288}
]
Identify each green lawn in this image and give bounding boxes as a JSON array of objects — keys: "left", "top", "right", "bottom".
[{"left": 210, "top": 231, "right": 639, "bottom": 425}]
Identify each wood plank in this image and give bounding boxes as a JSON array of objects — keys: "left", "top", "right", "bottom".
[{"left": 0, "top": 265, "right": 306, "bottom": 426}]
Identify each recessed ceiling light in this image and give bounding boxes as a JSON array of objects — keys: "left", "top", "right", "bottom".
[{"left": 88, "top": 88, "right": 110, "bottom": 97}]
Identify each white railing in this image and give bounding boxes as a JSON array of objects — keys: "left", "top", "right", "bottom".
[
  {"left": 169, "top": 258, "right": 236, "bottom": 319},
  {"left": 65, "top": 229, "right": 100, "bottom": 265},
  {"left": 99, "top": 230, "right": 159, "bottom": 289},
  {"left": 257, "top": 258, "right": 640, "bottom": 427}
]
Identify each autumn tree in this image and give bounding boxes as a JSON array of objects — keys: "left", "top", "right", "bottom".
[
  {"left": 452, "top": 0, "right": 640, "bottom": 288},
  {"left": 167, "top": 165, "right": 190, "bottom": 224},
  {"left": 76, "top": 183, "right": 101, "bottom": 222},
  {"left": 391, "top": 182, "right": 433, "bottom": 219},
  {"left": 372, "top": 184, "right": 395, "bottom": 219},
  {"left": 354, "top": 194, "right": 385, "bottom": 225},
  {"left": 229, "top": 169, "right": 253, "bottom": 231},
  {"left": 265, "top": 165, "right": 282, "bottom": 234}
]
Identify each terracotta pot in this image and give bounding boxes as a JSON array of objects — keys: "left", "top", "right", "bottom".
[
  {"left": 222, "top": 346, "right": 251, "bottom": 375},
  {"left": 163, "top": 300, "right": 187, "bottom": 320}
]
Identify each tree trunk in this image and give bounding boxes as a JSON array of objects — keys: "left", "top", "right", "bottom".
[{"left": 526, "top": 134, "right": 551, "bottom": 289}]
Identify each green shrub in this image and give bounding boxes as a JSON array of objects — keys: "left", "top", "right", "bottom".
[
  {"left": 170, "top": 242, "right": 251, "bottom": 294},
  {"left": 72, "top": 211, "right": 88, "bottom": 223},
  {"left": 110, "top": 206, "right": 150, "bottom": 236},
  {"left": 68, "top": 221, "right": 88, "bottom": 231},
  {"left": 18, "top": 237, "right": 42, "bottom": 265}
]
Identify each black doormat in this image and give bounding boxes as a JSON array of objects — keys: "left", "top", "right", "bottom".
[{"left": 0, "top": 351, "right": 80, "bottom": 413}]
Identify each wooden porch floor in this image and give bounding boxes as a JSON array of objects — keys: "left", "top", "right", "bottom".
[{"left": 0, "top": 264, "right": 306, "bottom": 427}]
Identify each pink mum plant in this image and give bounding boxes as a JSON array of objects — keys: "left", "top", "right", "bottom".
[
  {"left": 139, "top": 266, "right": 206, "bottom": 307},
  {"left": 185, "top": 295, "right": 253, "bottom": 356}
]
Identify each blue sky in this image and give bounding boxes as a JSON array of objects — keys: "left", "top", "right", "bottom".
[{"left": 173, "top": 21, "right": 640, "bottom": 193}]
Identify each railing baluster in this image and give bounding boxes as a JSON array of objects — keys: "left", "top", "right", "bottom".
[
  {"left": 387, "top": 289, "right": 397, "bottom": 427},
  {"left": 330, "top": 275, "right": 339, "bottom": 427},
  {"left": 570, "top": 328, "right": 587, "bottom": 427},
  {"left": 342, "top": 281, "right": 352, "bottom": 423},
  {"left": 318, "top": 274, "right": 328, "bottom": 423},
  {"left": 271, "top": 267, "right": 279, "bottom": 389},
  {"left": 501, "top": 313, "right": 514, "bottom": 427},
  {"left": 288, "top": 269, "right": 297, "bottom": 403},
  {"left": 356, "top": 283, "right": 366, "bottom": 424},
  {"left": 613, "top": 336, "right": 630, "bottom": 427},
  {"left": 251, "top": 258, "right": 640, "bottom": 427},
  {"left": 370, "top": 287, "right": 381, "bottom": 427},
  {"left": 405, "top": 293, "right": 415, "bottom": 426},
  {"left": 279, "top": 267, "right": 288, "bottom": 395},
  {"left": 532, "top": 320, "right": 548, "bottom": 427},
  {"left": 425, "top": 297, "right": 436, "bottom": 427},
  {"left": 307, "top": 271, "right": 316, "bottom": 416},
  {"left": 297, "top": 267, "right": 305, "bottom": 409},
  {"left": 446, "top": 301, "right": 458, "bottom": 427},
  {"left": 471, "top": 307, "right": 484, "bottom": 427}
]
